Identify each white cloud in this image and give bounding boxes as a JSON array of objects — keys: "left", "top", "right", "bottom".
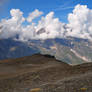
[
  {"left": 67, "top": 4, "right": 92, "bottom": 39},
  {"left": 35, "top": 12, "right": 66, "bottom": 39},
  {"left": 19, "top": 24, "right": 36, "bottom": 41},
  {"left": 0, "top": 9, "right": 25, "bottom": 39},
  {"left": 27, "top": 9, "right": 43, "bottom": 23},
  {"left": 0, "top": 4, "right": 92, "bottom": 41},
  {"left": 10, "top": 9, "right": 25, "bottom": 23}
]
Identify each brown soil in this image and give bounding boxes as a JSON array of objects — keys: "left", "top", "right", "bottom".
[{"left": 0, "top": 54, "right": 92, "bottom": 92}]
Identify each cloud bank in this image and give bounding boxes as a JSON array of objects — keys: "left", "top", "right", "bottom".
[{"left": 0, "top": 4, "right": 92, "bottom": 41}]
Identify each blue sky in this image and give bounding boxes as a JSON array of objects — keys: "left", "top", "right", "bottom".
[{"left": 0, "top": 0, "right": 91, "bottom": 23}]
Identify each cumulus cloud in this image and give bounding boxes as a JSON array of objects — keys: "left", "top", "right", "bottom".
[
  {"left": 19, "top": 24, "right": 36, "bottom": 41},
  {"left": 27, "top": 9, "right": 43, "bottom": 23},
  {"left": 67, "top": 4, "right": 92, "bottom": 39},
  {"left": 35, "top": 12, "right": 66, "bottom": 39},
  {"left": 0, "top": 4, "right": 92, "bottom": 41},
  {"left": 0, "top": 9, "right": 25, "bottom": 39}
]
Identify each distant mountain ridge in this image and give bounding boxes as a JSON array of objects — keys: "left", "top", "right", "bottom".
[
  {"left": 28, "top": 37, "right": 92, "bottom": 65},
  {"left": 0, "top": 39, "right": 39, "bottom": 60},
  {"left": 0, "top": 36, "right": 92, "bottom": 65}
]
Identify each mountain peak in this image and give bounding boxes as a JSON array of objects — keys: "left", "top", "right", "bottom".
[{"left": 36, "top": 28, "right": 46, "bottom": 35}]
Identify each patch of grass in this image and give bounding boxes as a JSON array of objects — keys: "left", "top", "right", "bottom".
[
  {"left": 29, "top": 88, "right": 41, "bottom": 92},
  {"left": 80, "top": 87, "right": 87, "bottom": 91}
]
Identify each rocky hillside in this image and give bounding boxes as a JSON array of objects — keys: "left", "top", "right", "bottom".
[{"left": 0, "top": 54, "right": 92, "bottom": 92}]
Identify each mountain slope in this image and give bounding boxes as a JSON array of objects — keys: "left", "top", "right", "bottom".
[
  {"left": 34, "top": 37, "right": 92, "bottom": 65},
  {"left": 0, "top": 54, "right": 92, "bottom": 92},
  {"left": 0, "top": 39, "right": 39, "bottom": 60},
  {"left": 0, "top": 37, "right": 92, "bottom": 65}
]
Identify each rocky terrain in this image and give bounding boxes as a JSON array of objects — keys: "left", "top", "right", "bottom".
[{"left": 0, "top": 54, "right": 92, "bottom": 92}]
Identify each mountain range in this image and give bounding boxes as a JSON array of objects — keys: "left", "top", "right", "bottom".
[{"left": 0, "top": 33, "right": 92, "bottom": 65}]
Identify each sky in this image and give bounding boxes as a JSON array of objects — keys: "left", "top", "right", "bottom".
[
  {"left": 0, "top": 0, "right": 92, "bottom": 41},
  {"left": 0, "top": 0, "right": 91, "bottom": 23}
]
